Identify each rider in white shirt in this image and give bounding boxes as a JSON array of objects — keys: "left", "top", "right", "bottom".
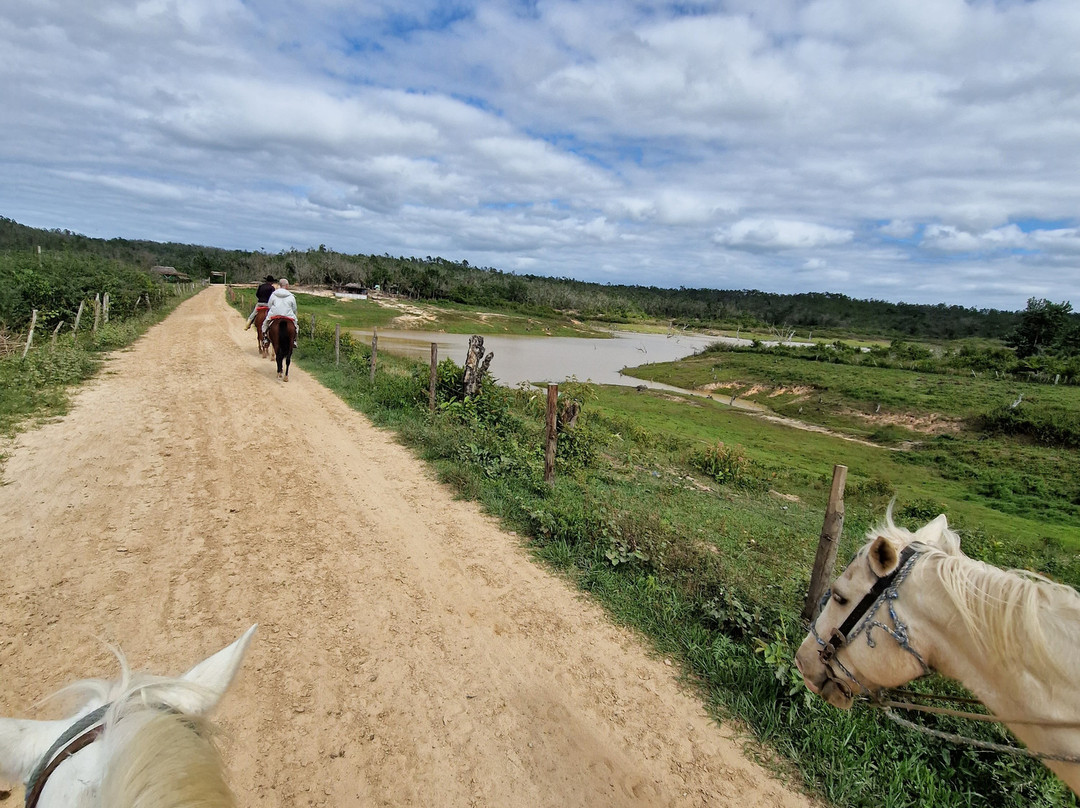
[{"left": 262, "top": 278, "right": 298, "bottom": 346}]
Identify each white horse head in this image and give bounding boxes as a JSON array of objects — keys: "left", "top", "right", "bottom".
[
  {"left": 0, "top": 625, "right": 256, "bottom": 808},
  {"left": 796, "top": 507, "right": 1080, "bottom": 793},
  {"left": 795, "top": 507, "right": 956, "bottom": 707}
]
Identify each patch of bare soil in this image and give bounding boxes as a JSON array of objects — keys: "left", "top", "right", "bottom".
[
  {"left": 0, "top": 288, "right": 817, "bottom": 808},
  {"left": 840, "top": 408, "right": 963, "bottom": 435}
]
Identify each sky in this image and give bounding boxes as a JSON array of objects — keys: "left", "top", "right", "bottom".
[{"left": 3, "top": 1, "right": 1080, "bottom": 311}]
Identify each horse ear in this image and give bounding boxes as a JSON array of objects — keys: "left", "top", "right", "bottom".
[
  {"left": 867, "top": 535, "right": 900, "bottom": 578},
  {"left": 914, "top": 514, "right": 956, "bottom": 551},
  {"left": 0, "top": 717, "right": 72, "bottom": 783},
  {"left": 156, "top": 624, "right": 257, "bottom": 716}
]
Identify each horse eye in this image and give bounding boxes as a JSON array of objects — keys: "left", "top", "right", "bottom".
[{"left": 832, "top": 592, "right": 849, "bottom": 606}]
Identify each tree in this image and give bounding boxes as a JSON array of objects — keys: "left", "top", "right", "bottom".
[{"left": 1007, "top": 298, "right": 1074, "bottom": 358}]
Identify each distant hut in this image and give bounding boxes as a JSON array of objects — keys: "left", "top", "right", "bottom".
[
  {"left": 150, "top": 265, "right": 191, "bottom": 283},
  {"left": 335, "top": 282, "right": 368, "bottom": 300}
]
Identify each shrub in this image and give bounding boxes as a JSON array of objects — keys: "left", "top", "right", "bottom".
[{"left": 691, "top": 441, "right": 755, "bottom": 487}]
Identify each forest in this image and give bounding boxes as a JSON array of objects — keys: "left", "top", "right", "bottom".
[{"left": 2, "top": 215, "right": 1065, "bottom": 342}]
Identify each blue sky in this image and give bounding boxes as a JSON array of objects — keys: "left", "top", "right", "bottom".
[{"left": 3, "top": 0, "right": 1080, "bottom": 310}]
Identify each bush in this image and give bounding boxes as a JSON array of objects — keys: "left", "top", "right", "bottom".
[
  {"left": 691, "top": 441, "right": 756, "bottom": 487},
  {"left": 974, "top": 404, "right": 1080, "bottom": 449}
]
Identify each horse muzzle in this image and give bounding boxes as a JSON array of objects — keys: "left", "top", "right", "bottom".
[{"left": 796, "top": 641, "right": 854, "bottom": 709}]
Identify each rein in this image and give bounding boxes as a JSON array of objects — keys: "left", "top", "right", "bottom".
[
  {"left": 23, "top": 702, "right": 194, "bottom": 808},
  {"left": 24, "top": 705, "right": 110, "bottom": 808}
]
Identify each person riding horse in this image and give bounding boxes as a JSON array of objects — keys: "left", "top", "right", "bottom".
[
  {"left": 245, "top": 275, "right": 278, "bottom": 330},
  {"left": 262, "top": 278, "right": 298, "bottom": 347}
]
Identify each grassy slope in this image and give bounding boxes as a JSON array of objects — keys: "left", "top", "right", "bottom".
[
  {"left": 244, "top": 289, "right": 614, "bottom": 337},
  {"left": 623, "top": 350, "right": 1080, "bottom": 549}
]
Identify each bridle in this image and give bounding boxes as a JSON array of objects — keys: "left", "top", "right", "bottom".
[
  {"left": 23, "top": 701, "right": 193, "bottom": 808},
  {"left": 24, "top": 704, "right": 110, "bottom": 808},
  {"left": 810, "top": 545, "right": 929, "bottom": 696},
  {"left": 809, "top": 544, "right": 1080, "bottom": 764}
]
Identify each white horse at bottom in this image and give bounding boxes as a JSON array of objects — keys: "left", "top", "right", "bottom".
[
  {"left": 0, "top": 624, "right": 256, "bottom": 808},
  {"left": 796, "top": 508, "right": 1080, "bottom": 795}
]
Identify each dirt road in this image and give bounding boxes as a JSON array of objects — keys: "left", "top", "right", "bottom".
[{"left": 0, "top": 288, "right": 815, "bottom": 807}]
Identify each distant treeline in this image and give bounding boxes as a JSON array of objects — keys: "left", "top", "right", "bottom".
[{"left": 2, "top": 215, "right": 1071, "bottom": 342}]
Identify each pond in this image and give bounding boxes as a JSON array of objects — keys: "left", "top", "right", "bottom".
[{"left": 351, "top": 328, "right": 737, "bottom": 393}]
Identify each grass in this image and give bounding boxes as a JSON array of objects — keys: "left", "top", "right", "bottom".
[
  {"left": 232, "top": 287, "right": 611, "bottom": 337},
  {"left": 625, "top": 345, "right": 1080, "bottom": 427},
  {"left": 622, "top": 343, "right": 1080, "bottom": 545},
  {"left": 268, "top": 303, "right": 1077, "bottom": 808}
]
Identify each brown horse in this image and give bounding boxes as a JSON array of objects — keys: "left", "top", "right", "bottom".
[
  {"left": 266, "top": 317, "right": 296, "bottom": 382},
  {"left": 253, "top": 305, "right": 271, "bottom": 358}
]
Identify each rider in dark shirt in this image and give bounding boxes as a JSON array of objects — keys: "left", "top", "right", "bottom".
[{"left": 245, "top": 275, "right": 278, "bottom": 329}]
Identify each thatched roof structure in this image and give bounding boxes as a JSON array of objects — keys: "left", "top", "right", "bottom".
[{"left": 150, "top": 265, "right": 191, "bottom": 282}]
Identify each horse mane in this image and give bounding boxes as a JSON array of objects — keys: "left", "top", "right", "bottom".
[
  {"left": 101, "top": 709, "right": 233, "bottom": 808},
  {"left": 44, "top": 657, "right": 235, "bottom": 808},
  {"left": 872, "top": 508, "right": 1080, "bottom": 680}
]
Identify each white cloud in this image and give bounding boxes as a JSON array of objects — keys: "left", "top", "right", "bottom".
[
  {"left": 879, "top": 220, "right": 916, "bottom": 239},
  {"left": 715, "top": 219, "right": 854, "bottom": 251},
  {"left": 2, "top": 0, "right": 1080, "bottom": 309},
  {"left": 922, "top": 224, "right": 1027, "bottom": 252}
]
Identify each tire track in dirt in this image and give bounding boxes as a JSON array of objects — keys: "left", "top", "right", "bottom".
[{"left": 0, "top": 287, "right": 817, "bottom": 808}]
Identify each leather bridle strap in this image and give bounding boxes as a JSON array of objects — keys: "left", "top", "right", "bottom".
[
  {"left": 24, "top": 705, "right": 110, "bottom": 808},
  {"left": 820, "top": 546, "right": 917, "bottom": 663}
]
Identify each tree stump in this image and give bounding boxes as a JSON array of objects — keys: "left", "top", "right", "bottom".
[
  {"left": 463, "top": 335, "right": 493, "bottom": 397},
  {"left": 558, "top": 399, "right": 580, "bottom": 431}
]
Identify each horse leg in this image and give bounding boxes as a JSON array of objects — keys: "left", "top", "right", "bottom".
[{"left": 283, "top": 323, "right": 294, "bottom": 381}]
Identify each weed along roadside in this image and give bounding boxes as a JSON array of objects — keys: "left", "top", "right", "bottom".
[{"left": 236, "top": 292, "right": 1079, "bottom": 808}]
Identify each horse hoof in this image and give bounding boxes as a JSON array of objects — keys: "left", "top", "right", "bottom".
[
  {"left": 283, "top": 375, "right": 289, "bottom": 383},
  {"left": 277, "top": 372, "right": 282, "bottom": 379}
]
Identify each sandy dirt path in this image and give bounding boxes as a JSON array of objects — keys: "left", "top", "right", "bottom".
[{"left": 0, "top": 288, "right": 816, "bottom": 808}]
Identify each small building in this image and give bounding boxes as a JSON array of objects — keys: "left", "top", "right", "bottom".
[{"left": 335, "top": 282, "right": 368, "bottom": 300}]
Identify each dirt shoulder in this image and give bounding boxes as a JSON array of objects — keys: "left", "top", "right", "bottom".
[{"left": 0, "top": 287, "right": 817, "bottom": 808}]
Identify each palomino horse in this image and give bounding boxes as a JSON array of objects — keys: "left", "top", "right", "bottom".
[
  {"left": 796, "top": 507, "right": 1080, "bottom": 793},
  {"left": 253, "top": 305, "right": 271, "bottom": 358},
  {"left": 0, "top": 625, "right": 256, "bottom": 808},
  {"left": 266, "top": 317, "right": 296, "bottom": 382}
]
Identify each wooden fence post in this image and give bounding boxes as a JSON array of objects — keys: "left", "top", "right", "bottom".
[
  {"left": 50, "top": 321, "right": 63, "bottom": 348},
  {"left": 72, "top": 300, "right": 85, "bottom": 335},
  {"left": 22, "top": 310, "right": 37, "bottom": 358},
  {"left": 544, "top": 384, "right": 558, "bottom": 485},
  {"left": 103, "top": 293, "right": 110, "bottom": 324},
  {"left": 334, "top": 324, "right": 341, "bottom": 366},
  {"left": 93, "top": 294, "right": 101, "bottom": 333},
  {"left": 309, "top": 313, "right": 316, "bottom": 339},
  {"left": 802, "top": 464, "right": 848, "bottom": 621},
  {"left": 370, "top": 328, "right": 378, "bottom": 383},
  {"left": 429, "top": 342, "right": 438, "bottom": 412}
]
